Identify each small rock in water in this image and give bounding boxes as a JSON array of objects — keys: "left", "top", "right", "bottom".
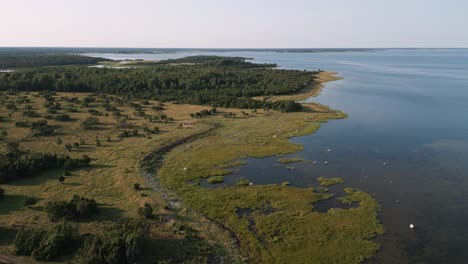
[
  {"left": 409, "top": 224, "right": 415, "bottom": 229},
  {"left": 396, "top": 200, "right": 400, "bottom": 204},
  {"left": 327, "top": 148, "right": 331, "bottom": 152},
  {"left": 324, "top": 161, "right": 329, "bottom": 164},
  {"left": 312, "top": 161, "right": 317, "bottom": 164}
]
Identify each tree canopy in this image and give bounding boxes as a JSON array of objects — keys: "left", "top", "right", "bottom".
[{"left": 0, "top": 56, "right": 318, "bottom": 112}]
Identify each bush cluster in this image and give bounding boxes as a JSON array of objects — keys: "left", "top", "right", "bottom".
[
  {"left": 79, "top": 220, "right": 148, "bottom": 264},
  {"left": 14, "top": 222, "right": 78, "bottom": 261},
  {"left": 45, "top": 195, "right": 98, "bottom": 221},
  {"left": 0, "top": 150, "right": 91, "bottom": 183}
]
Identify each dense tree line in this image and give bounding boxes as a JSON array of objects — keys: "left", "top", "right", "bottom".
[
  {"left": 0, "top": 146, "right": 91, "bottom": 183},
  {"left": 14, "top": 222, "right": 79, "bottom": 261},
  {"left": 79, "top": 219, "right": 148, "bottom": 264},
  {"left": 134, "top": 55, "right": 277, "bottom": 68},
  {"left": 0, "top": 58, "right": 316, "bottom": 111},
  {"left": 0, "top": 54, "right": 107, "bottom": 69},
  {"left": 14, "top": 219, "right": 148, "bottom": 263}
]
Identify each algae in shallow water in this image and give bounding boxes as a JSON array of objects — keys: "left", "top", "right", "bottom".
[{"left": 317, "top": 177, "right": 345, "bottom": 187}]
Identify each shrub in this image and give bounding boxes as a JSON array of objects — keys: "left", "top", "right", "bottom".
[
  {"left": 14, "top": 222, "right": 78, "bottom": 261},
  {"left": 58, "top": 175, "right": 65, "bottom": 184},
  {"left": 54, "top": 114, "right": 71, "bottom": 122},
  {"left": 133, "top": 183, "right": 140, "bottom": 190},
  {"left": 23, "top": 197, "right": 38, "bottom": 207},
  {"left": 207, "top": 176, "right": 224, "bottom": 184},
  {"left": 235, "top": 179, "right": 250, "bottom": 187},
  {"left": 0, "top": 130, "right": 7, "bottom": 140},
  {"left": 15, "top": 120, "right": 31, "bottom": 127},
  {"left": 45, "top": 195, "right": 98, "bottom": 222},
  {"left": 88, "top": 109, "right": 101, "bottom": 116},
  {"left": 137, "top": 203, "right": 153, "bottom": 219},
  {"left": 79, "top": 220, "right": 148, "bottom": 264},
  {"left": 80, "top": 117, "right": 99, "bottom": 130},
  {"left": 23, "top": 110, "right": 41, "bottom": 118},
  {"left": 30, "top": 120, "right": 55, "bottom": 136},
  {"left": 0, "top": 187, "right": 4, "bottom": 199}
]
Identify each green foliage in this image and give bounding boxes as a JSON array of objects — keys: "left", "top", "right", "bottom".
[
  {"left": 30, "top": 119, "right": 55, "bottom": 136},
  {"left": 0, "top": 54, "right": 106, "bottom": 68},
  {"left": 317, "top": 177, "right": 344, "bottom": 187},
  {"left": 234, "top": 179, "right": 251, "bottom": 187},
  {"left": 191, "top": 107, "right": 217, "bottom": 118},
  {"left": 0, "top": 58, "right": 313, "bottom": 112},
  {"left": 23, "top": 197, "right": 38, "bottom": 207},
  {"left": 58, "top": 175, "right": 65, "bottom": 184},
  {"left": 80, "top": 117, "right": 99, "bottom": 130},
  {"left": 0, "top": 130, "right": 7, "bottom": 140},
  {"left": 54, "top": 114, "right": 71, "bottom": 122},
  {"left": 207, "top": 176, "right": 224, "bottom": 184},
  {"left": 137, "top": 203, "right": 154, "bottom": 219},
  {"left": 118, "top": 130, "right": 140, "bottom": 138},
  {"left": 15, "top": 120, "right": 31, "bottom": 127},
  {"left": 79, "top": 220, "right": 148, "bottom": 264},
  {"left": 45, "top": 195, "right": 98, "bottom": 222},
  {"left": 14, "top": 222, "right": 78, "bottom": 261},
  {"left": 0, "top": 149, "right": 91, "bottom": 183},
  {"left": 23, "top": 110, "right": 41, "bottom": 118}
]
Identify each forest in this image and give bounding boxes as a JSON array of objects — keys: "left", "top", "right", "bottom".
[
  {"left": 0, "top": 56, "right": 316, "bottom": 112},
  {"left": 131, "top": 55, "right": 277, "bottom": 68},
  {"left": 0, "top": 54, "right": 107, "bottom": 68}
]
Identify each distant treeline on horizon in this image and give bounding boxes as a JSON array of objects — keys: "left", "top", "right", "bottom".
[{"left": 0, "top": 47, "right": 376, "bottom": 56}]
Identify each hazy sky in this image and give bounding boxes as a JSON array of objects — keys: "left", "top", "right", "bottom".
[{"left": 1, "top": 0, "right": 467, "bottom": 48}]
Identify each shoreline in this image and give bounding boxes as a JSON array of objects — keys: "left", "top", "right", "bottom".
[
  {"left": 253, "top": 71, "right": 342, "bottom": 102},
  {"left": 153, "top": 73, "right": 384, "bottom": 263}
]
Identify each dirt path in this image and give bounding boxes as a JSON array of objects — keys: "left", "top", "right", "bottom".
[{"left": 140, "top": 125, "right": 244, "bottom": 264}]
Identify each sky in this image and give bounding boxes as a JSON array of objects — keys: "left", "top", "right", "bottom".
[{"left": 1, "top": 0, "right": 467, "bottom": 48}]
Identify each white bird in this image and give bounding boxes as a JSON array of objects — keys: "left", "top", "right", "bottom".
[
  {"left": 409, "top": 224, "right": 415, "bottom": 229},
  {"left": 324, "top": 161, "right": 329, "bottom": 164}
]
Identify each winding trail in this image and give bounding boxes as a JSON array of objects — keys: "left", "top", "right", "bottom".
[{"left": 140, "top": 124, "right": 244, "bottom": 264}]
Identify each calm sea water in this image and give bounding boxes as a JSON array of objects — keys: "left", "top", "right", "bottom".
[{"left": 89, "top": 49, "right": 468, "bottom": 263}]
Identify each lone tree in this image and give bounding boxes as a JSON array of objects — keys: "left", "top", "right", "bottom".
[{"left": 58, "top": 175, "right": 65, "bottom": 184}]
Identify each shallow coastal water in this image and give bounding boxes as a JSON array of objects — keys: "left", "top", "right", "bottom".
[{"left": 89, "top": 49, "right": 468, "bottom": 263}]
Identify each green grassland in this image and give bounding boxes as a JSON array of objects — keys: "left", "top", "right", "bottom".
[
  {"left": 0, "top": 71, "right": 384, "bottom": 263},
  {"left": 0, "top": 91, "right": 235, "bottom": 262},
  {"left": 155, "top": 98, "right": 384, "bottom": 263}
]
